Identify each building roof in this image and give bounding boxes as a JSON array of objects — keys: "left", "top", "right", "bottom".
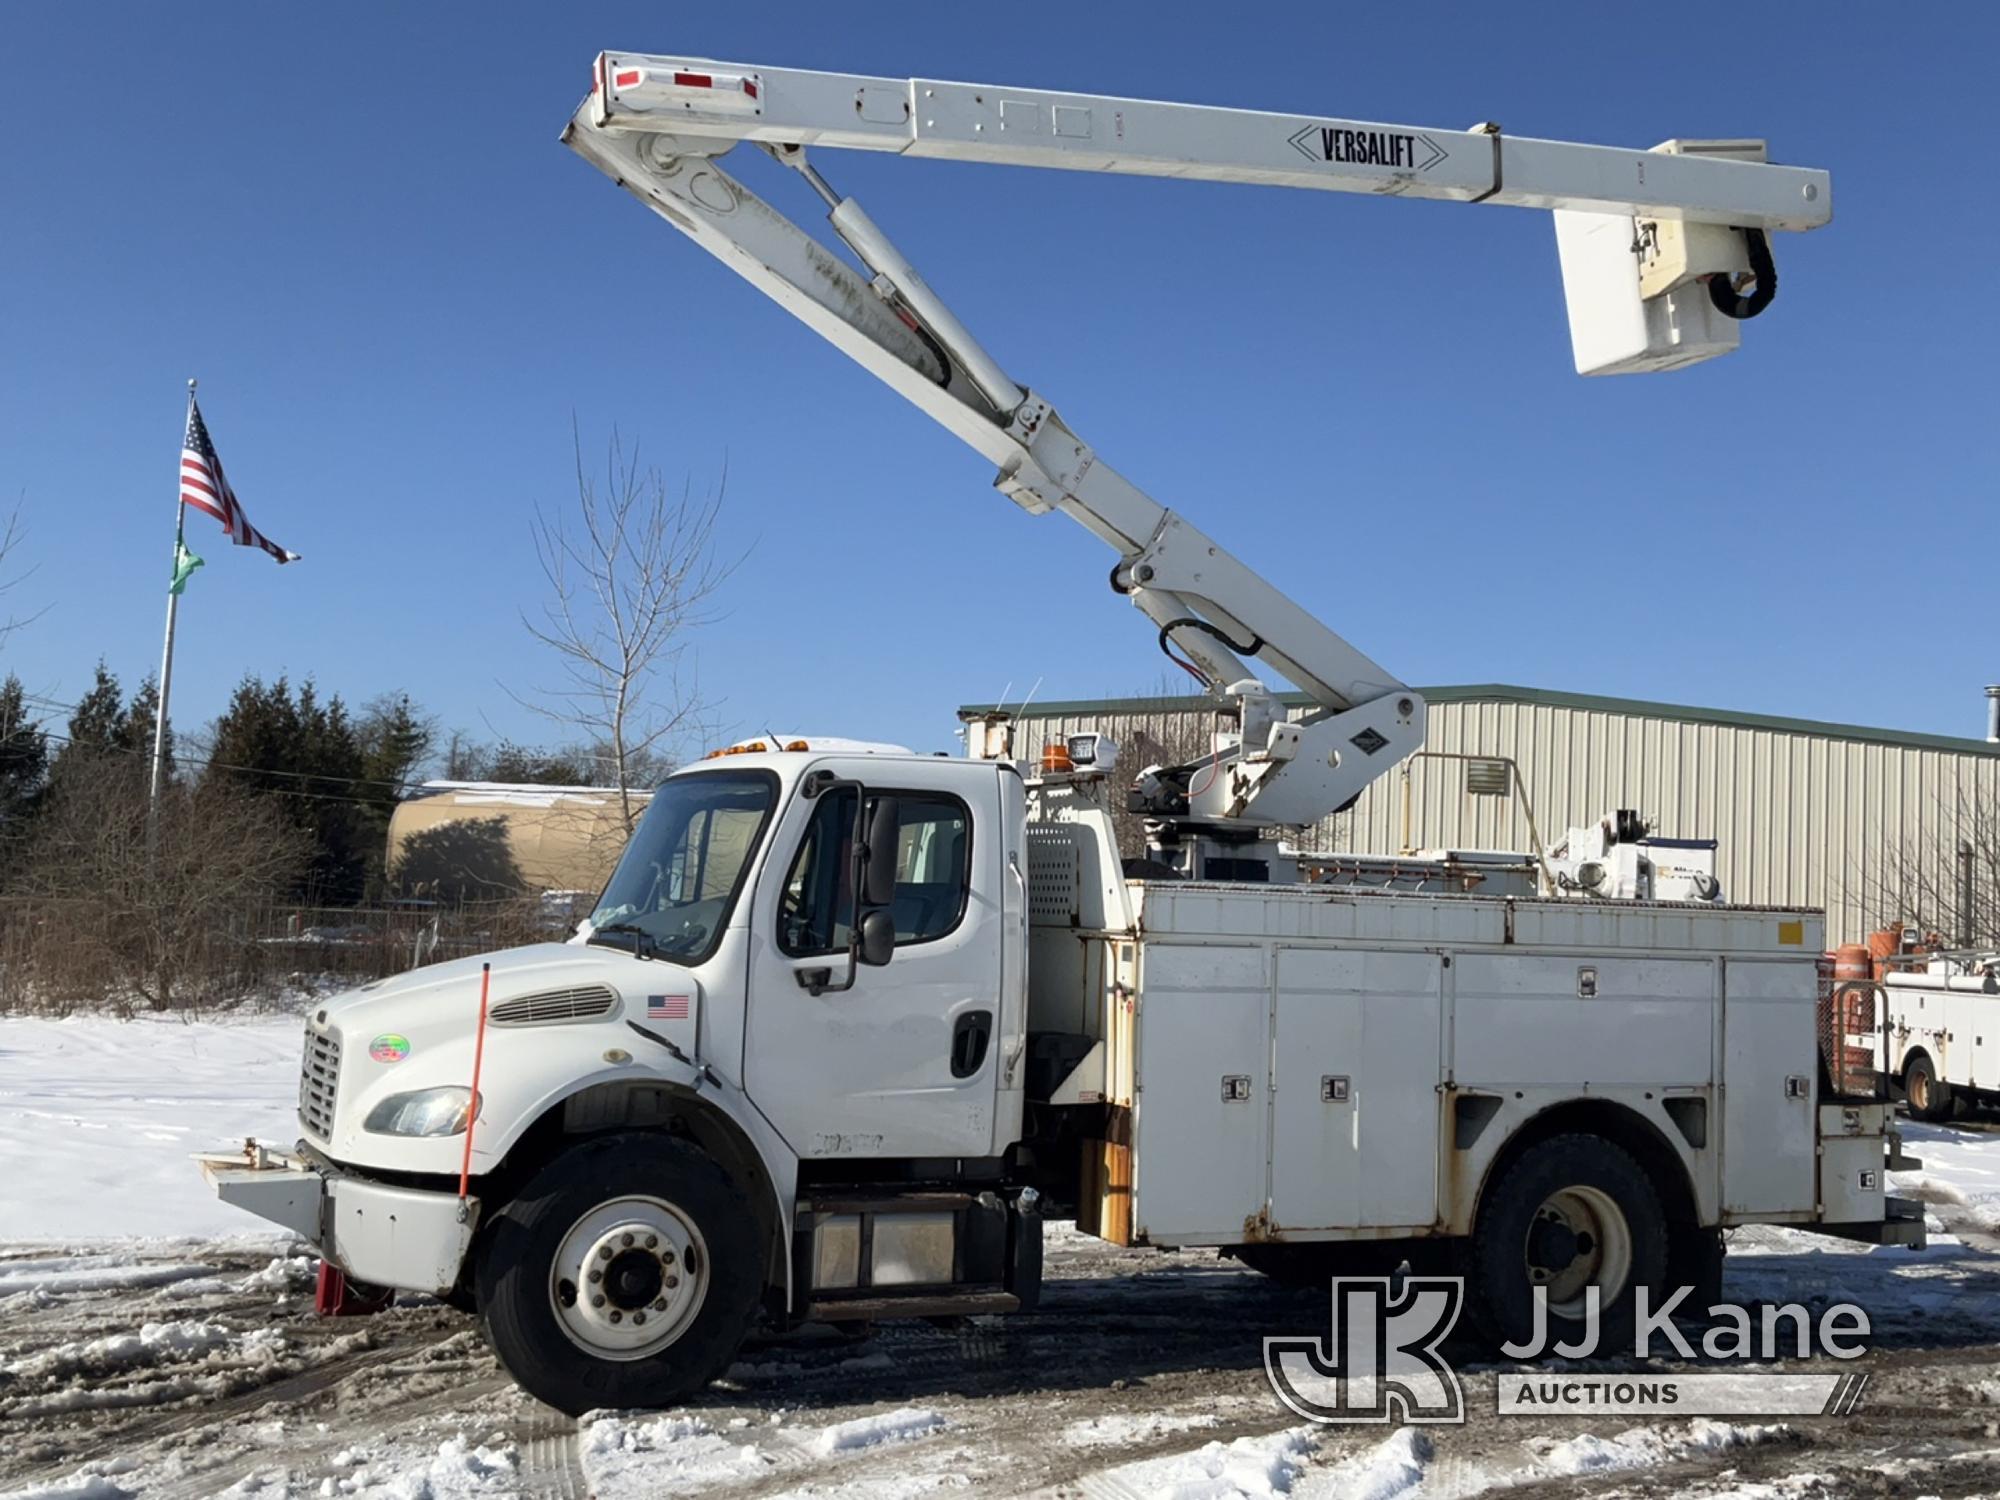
[
  {"left": 956, "top": 683, "right": 2000, "bottom": 758},
  {"left": 409, "top": 780, "right": 654, "bottom": 808}
]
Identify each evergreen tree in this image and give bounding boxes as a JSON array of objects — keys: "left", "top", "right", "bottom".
[
  {"left": 117, "top": 676, "right": 171, "bottom": 772},
  {"left": 49, "top": 662, "right": 123, "bottom": 782},
  {"left": 207, "top": 674, "right": 373, "bottom": 904},
  {"left": 359, "top": 694, "right": 435, "bottom": 810},
  {"left": 0, "top": 674, "right": 48, "bottom": 836},
  {"left": 47, "top": 664, "right": 166, "bottom": 791}
]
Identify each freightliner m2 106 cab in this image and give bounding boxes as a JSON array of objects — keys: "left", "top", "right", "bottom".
[{"left": 204, "top": 53, "right": 1918, "bottom": 1415}]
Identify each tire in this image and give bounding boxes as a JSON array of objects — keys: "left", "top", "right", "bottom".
[
  {"left": 476, "top": 1132, "right": 762, "bottom": 1415},
  {"left": 1465, "top": 1133, "right": 1669, "bottom": 1353},
  {"left": 1906, "top": 1054, "right": 1954, "bottom": 1123},
  {"left": 1668, "top": 1223, "right": 1725, "bottom": 1313}
]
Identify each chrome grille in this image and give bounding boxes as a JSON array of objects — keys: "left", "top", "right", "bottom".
[
  {"left": 298, "top": 1027, "right": 341, "bottom": 1140},
  {"left": 489, "top": 983, "right": 620, "bottom": 1027}
]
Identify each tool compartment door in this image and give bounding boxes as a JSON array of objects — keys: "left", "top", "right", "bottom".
[
  {"left": 1271, "top": 948, "right": 1444, "bottom": 1230},
  {"left": 1132, "top": 943, "right": 1269, "bottom": 1241},
  {"left": 1722, "top": 958, "right": 1817, "bottom": 1216}
]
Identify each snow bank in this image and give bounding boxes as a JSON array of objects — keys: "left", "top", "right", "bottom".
[
  {"left": 809, "top": 1406, "right": 948, "bottom": 1456},
  {"left": 0, "top": 1257, "right": 216, "bottom": 1296},
  {"left": 1531, "top": 1417, "right": 1785, "bottom": 1476},
  {"left": 579, "top": 1413, "right": 768, "bottom": 1496},
  {"left": 1062, "top": 1410, "right": 1221, "bottom": 1447},
  {"left": 1090, "top": 1427, "right": 1315, "bottom": 1499},
  {"left": 0, "top": 1468, "right": 135, "bottom": 1500},
  {"left": 4, "top": 1319, "right": 240, "bottom": 1380},
  {"left": 1303, "top": 1428, "right": 1431, "bottom": 1500},
  {"left": 0, "top": 1012, "right": 304, "bottom": 1241},
  {"left": 395, "top": 1436, "right": 522, "bottom": 1497}
]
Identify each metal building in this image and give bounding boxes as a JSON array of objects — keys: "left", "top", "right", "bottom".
[{"left": 960, "top": 684, "right": 2000, "bottom": 946}]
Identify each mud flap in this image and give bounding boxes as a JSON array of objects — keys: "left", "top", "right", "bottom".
[
  {"left": 1008, "top": 1189, "right": 1044, "bottom": 1312},
  {"left": 315, "top": 1260, "right": 393, "bottom": 1317}
]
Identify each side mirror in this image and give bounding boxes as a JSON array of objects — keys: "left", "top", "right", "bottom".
[
  {"left": 860, "top": 796, "right": 899, "bottom": 909},
  {"left": 857, "top": 908, "right": 896, "bottom": 967}
]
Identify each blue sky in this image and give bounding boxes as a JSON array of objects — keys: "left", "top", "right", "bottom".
[{"left": 1, "top": 5, "right": 1993, "bottom": 762}]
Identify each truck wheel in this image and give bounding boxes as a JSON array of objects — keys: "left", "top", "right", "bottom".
[
  {"left": 1905, "top": 1054, "right": 1953, "bottom": 1123},
  {"left": 476, "top": 1132, "right": 761, "bottom": 1415},
  {"left": 1466, "top": 1133, "right": 1668, "bottom": 1353}
]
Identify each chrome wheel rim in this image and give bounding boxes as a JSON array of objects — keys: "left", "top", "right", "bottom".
[
  {"left": 550, "top": 1195, "right": 709, "bottom": 1360},
  {"left": 1524, "top": 1184, "right": 1632, "bottom": 1320}
]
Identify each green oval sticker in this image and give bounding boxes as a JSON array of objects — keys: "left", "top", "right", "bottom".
[{"left": 369, "top": 1033, "right": 411, "bottom": 1063}]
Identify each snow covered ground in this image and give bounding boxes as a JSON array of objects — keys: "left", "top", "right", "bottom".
[
  {"left": 0, "top": 1012, "right": 303, "bottom": 1240},
  {"left": 10, "top": 1012, "right": 2000, "bottom": 1497}
]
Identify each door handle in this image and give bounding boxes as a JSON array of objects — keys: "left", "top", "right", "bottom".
[
  {"left": 795, "top": 966, "right": 833, "bottom": 992},
  {"left": 951, "top": 1010, "right": 993, "bottom": 1079}
]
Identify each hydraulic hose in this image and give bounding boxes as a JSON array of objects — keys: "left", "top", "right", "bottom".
[
  {"left": 1707, "top": 228, "right": 1777, "bottom": 320},
  {"left": 1155, "top": 615, "right": 1266, "bottom": 687}
]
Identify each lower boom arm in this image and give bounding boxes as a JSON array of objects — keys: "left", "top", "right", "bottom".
[{"left": 563, "top": 98, "right": 1425, "bottom": 832}]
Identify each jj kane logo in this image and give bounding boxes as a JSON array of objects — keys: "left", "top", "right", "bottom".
[
  {"left": 1265, "top": 1277, "right": 1465, "bottom": 1424},
  {"left": 1264, "top": 1278, "right": 1876, "bottom": 1424}
]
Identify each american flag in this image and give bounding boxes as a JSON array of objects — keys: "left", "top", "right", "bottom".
[
  {"left": 647, "top": 994, "right": 690, "bottom": 1020},
  {"left": 181, "top": 395, "right": 299, "bottom": 565}
]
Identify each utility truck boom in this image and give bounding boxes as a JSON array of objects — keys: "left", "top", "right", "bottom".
[
  {"left": 563, "top": 53, "right": 1822, "bottom": 876},
  {"left": 204, "top": 55, "right": 1908, "bottom": 1420}
]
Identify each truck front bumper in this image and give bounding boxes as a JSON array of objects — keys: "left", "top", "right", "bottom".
[{"left": 198, "top": 1141, "right": 480, "bottom": 1295}]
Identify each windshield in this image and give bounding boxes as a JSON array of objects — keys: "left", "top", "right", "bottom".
[{"left": 587, "top": 770, "right": 778, "bottom": 963}]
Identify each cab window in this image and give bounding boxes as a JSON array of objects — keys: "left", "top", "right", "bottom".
[{"left": 777, "top": 790, "right": 971, "bottom": 957}]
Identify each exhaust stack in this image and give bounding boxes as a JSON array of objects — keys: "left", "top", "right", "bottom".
[{"left": 1987, "top": 684, "right": 2000, "bottom": 743}]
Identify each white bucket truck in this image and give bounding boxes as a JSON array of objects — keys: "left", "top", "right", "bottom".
[
  {"left": 205, "top": 53, "right": 1916, "bottom": 1414},
  {"left": 1869, "top": 948, "right": 2000, "bottom": 1122}
]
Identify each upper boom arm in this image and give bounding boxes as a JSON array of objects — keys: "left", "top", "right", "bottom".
[{"left": 588, "top": 56, "right": 1829, "bottom": 230}]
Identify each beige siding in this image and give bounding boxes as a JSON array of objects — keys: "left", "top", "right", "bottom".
[{"left": 991, "top": 697, "right": 2000, "bottom": 945}]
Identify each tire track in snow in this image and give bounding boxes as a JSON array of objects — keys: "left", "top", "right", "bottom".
[{"left": 517, "top": 1406, "right": 589, "bottom": 1500}]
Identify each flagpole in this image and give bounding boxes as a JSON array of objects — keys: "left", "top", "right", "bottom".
[{"left": 146, "top": 379, "right": 195, "bottom": 867}]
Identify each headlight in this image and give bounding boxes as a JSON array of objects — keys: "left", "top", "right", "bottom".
[{"left": 364, "top": 1087, "right": 478, "bottom": 1137}]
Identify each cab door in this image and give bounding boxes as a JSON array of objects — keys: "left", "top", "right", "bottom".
[{"left": 743, "top": 759, "right": 1004, "bottom": 1160}]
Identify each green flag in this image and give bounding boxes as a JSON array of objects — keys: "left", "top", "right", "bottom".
[{"left": 169, "top": 538, "right": 204, "bottom": 596}]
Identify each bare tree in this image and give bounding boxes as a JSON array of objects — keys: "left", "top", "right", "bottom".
[
  {"left": 515, "top": 431, "right": 735, "bottom": 831},
  {"left": 1856, "top": 789, "right": 1999, "bottom": 951},
  {"left": 16, "top": 756, "right": 307, "bottom": 1012},
  {"left": 0, "top": 503, "right": 41, "bottom": 650}
]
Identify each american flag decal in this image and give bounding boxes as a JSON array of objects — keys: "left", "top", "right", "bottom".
[
  {"left": 647, "top": 994, "right": 690, "bottom": 1020},
  {"left": 182, "top": 394, "right": 300, "bottom": 564}
]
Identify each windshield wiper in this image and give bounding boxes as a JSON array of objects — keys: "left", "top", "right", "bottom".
[{"left": 588, "top": 921, "right": 657, "bottom": 960}]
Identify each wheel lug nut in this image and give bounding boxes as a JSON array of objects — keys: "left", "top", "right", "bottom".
[
  {"left": 665, "top": 1274, "right": 679, "bottom": 1289},
  {"left": 592, "top": 1294, "right": 606, "bottom": 1307},
  {"left": 588, "top": 1270, "right": 601, "bottom": 1284},
  {"left": 621, "top": 1233, "right": 634, "bottom": 1248},
  {"left": 646, "top": 1235, "right": 658, "bottom": 1249},
  {"left": 661, "top": 1249, "right": 676, "bottom": 1264},
  {"left": 652, "top": 1298, "right": 667, "bottom": 1311},
  {"left": 598, "top": 1246, "right": 612, "bottom": 1261},
  {"left": 633, "top": 1311, "right": 647, "bottom": 1326},
  {"left": 609, "top": 1310, "right": 623, "bottom": 1323}
]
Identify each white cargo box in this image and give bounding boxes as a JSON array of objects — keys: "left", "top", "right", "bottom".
[{"left": 1037, "top": 880, "right": 1840, "bottom": 1248}]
